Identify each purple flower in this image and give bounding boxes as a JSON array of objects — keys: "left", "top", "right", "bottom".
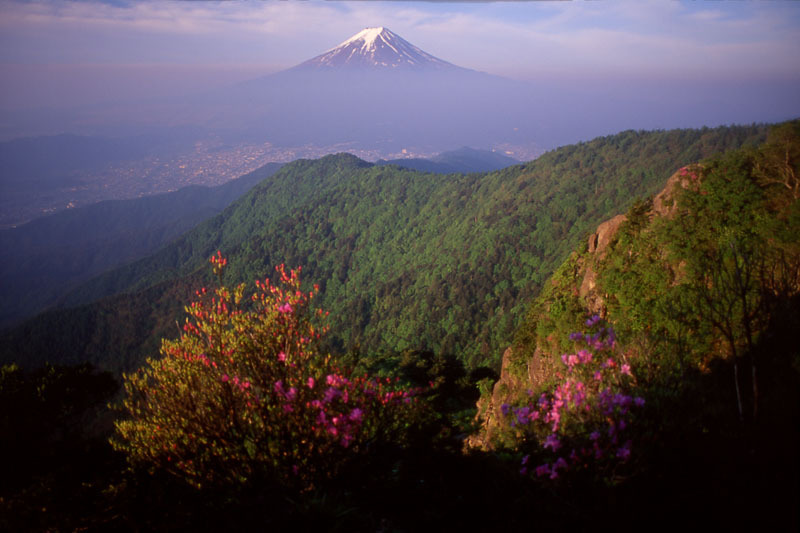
[
  {"left": 634, "top": 396, "right": 645, "bottom": 407},
  {"left": 515, "top": 406, "right": 532, "bottom": 426},
  {"left": 349, "top": 408, "right": 363, "bottom": 422},
  {"left": 616, "top": 445, "right": 631, "bottom": 460},
  {"left": 543, "top": 434, "right": 561, "bottom": 451},
  {"left": 277, "top": 303, "right": 293, "bottom": 314},
  {"left": 323, "top": 387, "right": 340, "bottom": 404}
]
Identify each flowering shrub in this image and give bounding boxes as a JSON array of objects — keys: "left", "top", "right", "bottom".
[
  {"left": 112, "top": 253, "right": 424, "bottom": 490},
  {"left": 502, "top": 315, "right": 644, "bottom": 481}
]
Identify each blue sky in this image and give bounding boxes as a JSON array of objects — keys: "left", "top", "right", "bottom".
[{"left": 1, "top": 1, "right": 799, "bottom": 114}]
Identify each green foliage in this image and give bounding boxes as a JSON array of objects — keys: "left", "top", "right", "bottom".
[
  {"left": 483, "top": 123, "right": 800, "bottom": 523},
  {"left": 3, "top": 124, "right": 769, "bottom": 375},
  {"left": 112, "top": 255, "right": 426, "bottom": 490},
  {"left": 752, "top": 120, "right": 800, "bottom": 201},
  {"left": 4, "top": 124, "right": 799, "bottom": 532},
  {"left": 511, "top": 120, "right": 800, "bottom": 438},
  {"left": 355, "top": 348, "right": 498, "bottom": 447},
  {"left": 514, "top": 249, "right": 587, "bottom": 368}
]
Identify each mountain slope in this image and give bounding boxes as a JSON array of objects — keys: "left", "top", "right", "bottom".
[
  {"left": 1, "top": 125, "right": 769, "bottom": 374},
  {"left": 470, "top": 122, "right": 800, "bottom": 526},
  {"left": 295, "top": 27, "right": 459, "bottom": 71},
  {"left": 0, "top": 163, "right": 281, "bottom": 327}
]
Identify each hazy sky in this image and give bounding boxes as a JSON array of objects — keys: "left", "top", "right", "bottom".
[{"left": 1, "top": 0, "right": 799, "bottom": 106}]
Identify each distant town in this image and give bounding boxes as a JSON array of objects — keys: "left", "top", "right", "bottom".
[{"left": 3, "top": 139, "right": 540, "bottom": 229}]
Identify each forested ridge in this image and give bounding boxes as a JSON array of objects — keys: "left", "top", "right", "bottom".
[
  {"left": 1, "top": 125, "right": 768, "bottom": 374},
  {"left": 2, "top": 122, "right": 798, "bottom": 531},
  {"left": 473, "top": 122, "right": 799, "bottom": 527}
]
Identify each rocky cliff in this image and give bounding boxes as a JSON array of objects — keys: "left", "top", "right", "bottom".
[{"left": 467, "top": 165, "right": 698, "bottom": 450}]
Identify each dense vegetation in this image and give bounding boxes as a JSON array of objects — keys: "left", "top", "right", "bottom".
[
  {"left": 1, "top": 125, "right": 768, "bottom": 374},
  {"left": 482, "top": 121, "right": 799, "bottom": 527},
  {"left": 1, "top": 123, "right": 798, "bottom": 531},
  {"left": 0, "top": 163, "right": 281, "bottom": 327}
]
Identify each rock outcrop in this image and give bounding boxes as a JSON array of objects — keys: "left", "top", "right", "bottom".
[{"left": 468, "top": 166, "right": 694, "bottom": 450}]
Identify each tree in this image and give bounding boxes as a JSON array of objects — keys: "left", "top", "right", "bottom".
[
  {"left": 753, "top": 121, "right": 800, "bottom": 201},
  {"left": 112, "top": 253, "right": 424, "bottom": 490}
]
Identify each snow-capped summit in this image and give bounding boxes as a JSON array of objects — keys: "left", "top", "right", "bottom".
[{"left": 296, "top": 27, "right": 458, "bottom": 71}]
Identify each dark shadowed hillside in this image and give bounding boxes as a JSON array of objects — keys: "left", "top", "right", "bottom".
[{"left": 0, "top": 163, "right": 281, "bottom": 327}]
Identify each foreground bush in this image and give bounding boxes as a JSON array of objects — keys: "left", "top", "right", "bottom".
[
  {"left": 112, "top": 254, "right": 424, "bottom": 490},
  {"left": 503, "top": 316, "right": 644, "bottom": 481}
]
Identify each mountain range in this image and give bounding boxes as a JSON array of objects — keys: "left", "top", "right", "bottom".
[
  {"left": 377, "top": 147, "right": 519, "bottom": 174},
  {"left": 0, "top": 163, "right": 281, "bottom": 328},
  {"left": 0, "top": 124, "right": 769, "bottom": 374},
  {"left": 0, "top": 146, "right": 518, "bottom": 327}
]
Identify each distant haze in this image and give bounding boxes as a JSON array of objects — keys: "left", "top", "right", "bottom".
[{"left": 0, "top": 1, "right": 798, "bottom": 147}]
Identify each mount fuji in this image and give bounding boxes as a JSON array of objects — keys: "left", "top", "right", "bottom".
[
  {"left": 294, "top": 27, "right": 460, "bottom": 71},
  {"left": 206, "top": 27, "right": 546, "bottom": 151}
]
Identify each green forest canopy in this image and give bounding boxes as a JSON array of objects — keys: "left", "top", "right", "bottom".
[{"left": 1, "top": 125, "right": 770, "bottom": 374}]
